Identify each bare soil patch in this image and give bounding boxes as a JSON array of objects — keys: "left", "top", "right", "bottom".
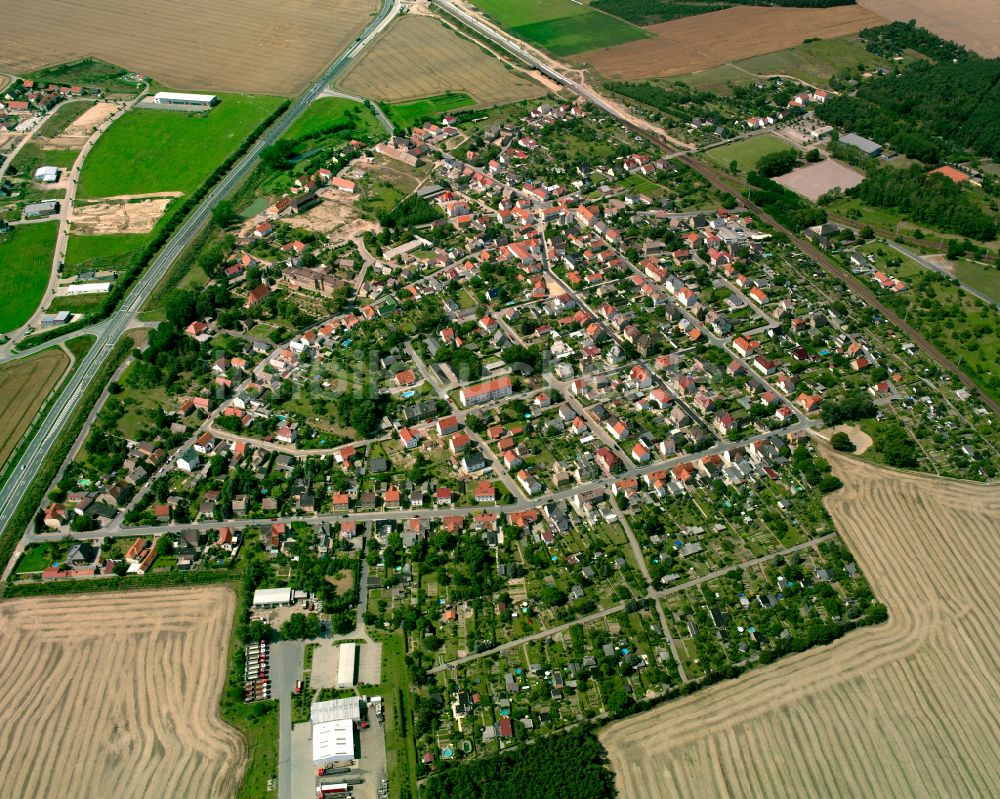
[
  {"left": 290, "top": 189, "right": 377, "bottom": 239},
  {"left": 0, "top": 0, "right": 377, "bottom": 96},
  {"left": 0, "top": 587, "right": 246, "bottom": 798},
  {"left": 64, "top": 100, "right": 119, "bottom": 137},
  {"left": 859, "top": 0, "right": 1000, "bottom": 58},
  {"left": 581, "top": 5, "right": 885, "bottom": 80},
  {"left": 340, "top": 14, "right": 544, "bottom": 105},
  {"left": 822, "top": 424, "right": 873, "bottom": 455},
  {"left": 774, "top": 158, "right": 864, "bottom": 202},
  {"left": 0, "top": 347, "right": 68, "bottom": 467},
  {"left": 71, "top": 196, "right": 179, "bottom": 234},
  {"left": 602, "top": 454, "right": 1000, "bottom": 798}
]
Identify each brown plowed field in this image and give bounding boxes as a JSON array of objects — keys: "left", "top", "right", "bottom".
[
  {"left": 602, "top": 453, "right": 1000, "bottom": 798},
  {"left": 0, "top": 587, "right": 245, "bottom": 798},
  {"left": 339, "top": 15, "right": 544, "bottom": 105},
  {"left": 0, "top": 0, "right": 377, "bottom": 96},
  {"left": 581, "top": 5, "right": 885, "bottom": 80},
  {"left": 859, "top": 0, "right": 1000, "bottom": 58},
  {"left": 0, "top": 347, "right": 68, "bottom": 467}
]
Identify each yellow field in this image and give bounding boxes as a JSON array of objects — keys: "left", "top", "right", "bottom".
[
  {"left": 0, "top": 347, "right": 69, "bottom": 467},
  {"left": 860, "top": 0, "right": 1000, "bottom": 58},
  {"left": 0, "top": 587, "right": 245, "bottom": 797},
  {"left": 0, "top": 0, "right": 377, "bottom": 96},
  {"left": 602, "top": 452, "right": 1000, "bottom": 798},
  {"left": 339, "top": 14, "right": 544, "bottom": 105}
]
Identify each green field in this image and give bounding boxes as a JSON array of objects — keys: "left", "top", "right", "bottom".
[
  {"left": 471, "top": 0, "right": 646, "bottom": 56},
  {"left": 26, "top": 58, "right": 142, "bottom": 96},
  {"left": 37, "top": 100, "right": 97, "bottom": 138},
  {"left": 283, "top": 97, "right": 382, "bottom": 143},
  {"left": 10, "top": 143, "right": 78, "bottom": 176},
  {"left": 0, "top": 222, "right": 57, "bottom": 333},
  {"left": 953, "top": 259, "right": 1000, "bottom": 305},
  {"left": 734, "top": 37, "right": 889, "bottom": 86},
  {"left": 702, "top": 134, "right": 796, "bottom": 173},
  {"left": 78, "top": 93, "right": 282, "bottom": 199},
  {"left": 64, "top": 232, "right": 147, "bottom": 274},
  {"left": 386, "top": 92, "right": 475, "bottom": 130}
]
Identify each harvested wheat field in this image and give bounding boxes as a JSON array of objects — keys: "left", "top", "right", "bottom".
[
  {"left": 0, "top": 347, "right": 68, "bottom": 466},
  {"left": 0, "top": 587, "right": 245, "bottom": 798},
  {"left": 859, "top": 0, "right": 1000, "bottom": 58},
  {"left": 339, "top": 15, "right": 544, "bottom": 105},
  {"left": 0, "top": 0, "right": 377, "bottom": 96},
  {"left": 581, "top": 5, "right": 885, "bottom": 80},
  {"left": 602, "top": 453, "right": 1000, "bottom": 798}
]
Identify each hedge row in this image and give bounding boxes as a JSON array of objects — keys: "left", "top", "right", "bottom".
[{"left": 3, "top": 564, "right": 240, "bottom": 598}]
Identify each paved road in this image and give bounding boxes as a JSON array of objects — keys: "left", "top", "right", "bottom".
[
  {"left": 0, "top": 0, "right": 400, "bottom": 547},
  {"left": 270, "top": 639, "right": 305, "bottom": 799}
]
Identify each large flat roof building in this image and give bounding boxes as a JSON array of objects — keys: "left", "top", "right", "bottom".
[
  {"left": 312, "top": 718, "right": 355, "bottom": 764},
  {"left": 252, "top": 587, "right": 293, "bottom": 607},
  {"left": 151, "top": 91, "right": 217, "bottom": 107},
  {"left": 336, "top": 642, "right": 357, "bottom": 689},
  {"left": 24, "top": 200, "right": 60, "bottom": 219},
  {"left": 839, "top": 133, "right": 882, "bottom": 157},
  {"left": 311, "top": 697, "right": 361, "bottom": 724}
]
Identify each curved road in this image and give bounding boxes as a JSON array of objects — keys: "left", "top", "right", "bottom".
[{"left": 0, "top": 0, "right": 400, "bottom": 540}]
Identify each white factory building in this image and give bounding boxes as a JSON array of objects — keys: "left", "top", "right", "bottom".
[
  {"left": 337, "top": 642, "right": 357, "bottom": 689},
  {"left": 311, "top": 697, "right": 361, "bottom": 765},
  {"left": 251, "top": 587, "right": 294, "bottom": 608},
  {"left": 151, "top": 91, "right": 218, "bottom": 107},
  {"left": 34, "top": 166, "right": 60, "bottom": 183}
]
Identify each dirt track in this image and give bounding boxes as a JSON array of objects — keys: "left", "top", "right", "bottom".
[
  {"left": 602, "top": 454, "right": 1000, "bottom": 798},
  {"left": 0, "top": 587, "right": 246, "bottom": 798},
  {"left": 581, "top": 5, "right": 884, "bottom": 80}
]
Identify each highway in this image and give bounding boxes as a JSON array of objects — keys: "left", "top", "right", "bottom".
[{"left": 0, "top": 0, "right": 400, "bottom": 541}]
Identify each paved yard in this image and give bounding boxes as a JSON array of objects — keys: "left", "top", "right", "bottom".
[
  {"left": 312, "top": 642, "right": 342, "bottom": 689},
  {"left": 358, "top": 643, "right": 383, "bottom": 685}
]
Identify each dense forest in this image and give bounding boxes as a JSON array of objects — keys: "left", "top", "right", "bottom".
[
  {"left": 817, "top": 23, "right": 1000, "bottom": 162},
  {"left": 422, "top": 728, "right": 617, "bottom": 799},
  {"left": 860, "top": 20, "right": 971, "bottom": 62},
  {"left": 746, "top": 171, "right": 827, "bottom": 230},
  {"left": 838, "top": 164, "right": 997, "bottom": 241},
  {"left": 594, "top": 0, "right": 854, "bottom": 26}
]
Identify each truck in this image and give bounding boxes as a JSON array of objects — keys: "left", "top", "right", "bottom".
[
  {"left": 316, "top": 783, "right": 349, "bottom": 796},
  {"left": 295, "top": 679, "right": 303, "bottom": 695},
  {"left": 317, "top": 766, "right": 350, "bottom": 777}
]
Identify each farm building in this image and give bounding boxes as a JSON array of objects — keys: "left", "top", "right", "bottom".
[
  {"left": 839, "top": 133, "right": 882, "bottom": 157},
  {"left": 151, "top": 91, "right": 218, "bottom": 108},
  {"left": 23, "top": 201, "right": 60, "bottom": 219},
  {"left": 66, "top": 282, "right": 111, "bottom": 295},
  {"left": 311, "top": 697, "right": 361, "bottom": 724},
  {"left": 34, "top": 166, "right": 60, "bottom": 183},
  {"left": 252, "top": 587, "right": 293, "bottom": 608},
  {"left": 312, "top": 718, "right": 355, "bottom": 765},
  {"left": 337, "top": 642, "right": 357, "bottom": 689}
]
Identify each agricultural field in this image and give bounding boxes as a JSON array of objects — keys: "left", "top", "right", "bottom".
[
  {"left": 601, "top": 453, "right": 1000, "bottom": 798},
  {"left": 0, "top": 347, "right": 68, "bottom": 467},
  {"left": 701, "top": 134, "right": 796, "bottom": 174},
  {"left": 339, "top": 16, "right": 545, "bottom": 107},
  {"left": 0, "top": 0, "right": 378, "bottom": 95},
  {"left": 858, "top": 0, "right": 1000, "bottom": 58},
  {"left": 64, "top": 232, "right": 148, "bottom": 275},
  {"left": 78, "top": 93, "right": 282, "bottom": 199},
  {"left": 0, "top": 222, "right": 58, "bottom": 333},
  {"left": 580, "top": 5, "right": 885, "bottom": 80},
  {"left": 471, "top": 0, "right": 647, "bottom": 56},
  {"left": 0, "top": 588, "right": 245, "bottom": 797},
  {"left": 774, "top": 158, "right": 865, "bottom": 201},
  {"left": 732, "top": 35, "right": 890, "bottom": 86}
]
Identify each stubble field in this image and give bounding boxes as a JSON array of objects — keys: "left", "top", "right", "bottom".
[
  {"left": 0, "top": 347, "right": 69, "bottom": 467},
  {"left": 0, "top": 0, "right": 377, "bottom": 96},
  {"left": 601, "top": 453, "right": 1000, "bottom": 798},
  {"left": 858, "top": 0, "right": 1000, "bottom": 58},
  {"left": 581, "top": 5, "right": 885, "bottom": 80},
  {"left": 339, "top": 15, "right": 544, "bottom": 106},
  {"left": 0, "top": 587, "right": 245, "bottom": 798}
]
